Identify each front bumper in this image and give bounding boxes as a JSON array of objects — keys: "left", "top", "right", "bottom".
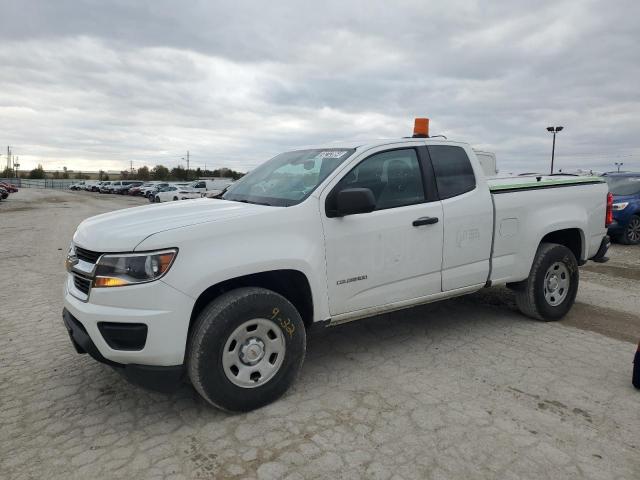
[
  {"left": 63, "top": 309, "right": 184, "bottom": 392},
  {"left": 64, "top": 273, "right": 193, "bottom": 365}
]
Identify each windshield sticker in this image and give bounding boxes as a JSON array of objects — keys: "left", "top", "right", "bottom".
[{"left": 315, "top": 150, "right": 348, "bottom": 159}]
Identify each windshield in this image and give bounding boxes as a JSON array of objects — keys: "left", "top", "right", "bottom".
[
  {"left": 222, "top": 148, "right": 355, "bottom": 206},
  {"left": 605, "top": 176, "right": 640, "bottom": 196}
]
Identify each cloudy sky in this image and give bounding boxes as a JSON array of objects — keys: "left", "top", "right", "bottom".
[{"left": 1, "top": 0, "right": 639, "bottom": 174}]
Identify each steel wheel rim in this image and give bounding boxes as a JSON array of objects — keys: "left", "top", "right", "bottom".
[
  {"left": 543, "top": 262, "right": 570, "bottom": 306},
  {"left": 628, "top": 218, "right": 640, "bottom": 242},
  {"left": 222, "top": 318, "right": 285, "bottom": 388}
]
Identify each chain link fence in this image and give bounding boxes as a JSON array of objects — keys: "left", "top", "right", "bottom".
[{"left": 0, "top": 178, "right": 79, "bottom": 189}]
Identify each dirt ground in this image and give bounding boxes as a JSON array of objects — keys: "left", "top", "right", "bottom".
[{"left": 1, "top": 189, "right": 639, "bottom": 480}]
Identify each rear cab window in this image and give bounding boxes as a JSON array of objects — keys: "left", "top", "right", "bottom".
[{"left": 428, "top": 145, "right": 476, "bottom": 199}]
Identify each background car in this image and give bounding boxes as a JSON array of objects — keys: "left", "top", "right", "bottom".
[
  {"left": 68, "top": 181, "right": 85, "bottom": 190},
  {"left": 186, "top": 179, "right": 234, "bottom": 194},
  {"left": 0, "top": 186, "right": 8, "bottom": 200},
  {"left": 604, "top": 173, "right": 640, "bottom": 244},
  {"left": 99, "top": 181, "right": 113, "bottom": 193},
  {"left": 84, "top": 181, "right": 102, "bottom": 192},
  {"left": 105, "top": 181, "right": 123, "bottom": 193},
  {"left": 177, "top": 187, "right": 202, "bottom": 200},
  {"left": 89, "top": 181, "right": 103, "bottom": 192},
  {"left": 113, "top": 181, "right": 143, "bottom": 194},
  {"left": 153, "top": 185, "right": 184, "bottom": 202},
  {"left": 129, "top": 182, "right": 155, "bottom": 196},
  {"left": 0, "top": 181, "right": 18, "bottom": 193},
  {"left": 142, "top": 182, "right": 169, "bottom": 199}
]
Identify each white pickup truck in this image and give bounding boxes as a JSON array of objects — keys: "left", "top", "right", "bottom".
[{"left": 63, "top": 122, "right": 611, "bottom": 411}]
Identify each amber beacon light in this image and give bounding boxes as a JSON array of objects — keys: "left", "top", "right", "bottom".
[{"left": 412, "top": 118, "right": 430, "bottom": 138}]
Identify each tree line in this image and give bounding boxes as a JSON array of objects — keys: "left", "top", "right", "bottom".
[
  {"left": 115, "top": 165, "right": 245, "bottom": 182},
  {"left": 2, "top": 164, "right": 245, "bottom": 181}
]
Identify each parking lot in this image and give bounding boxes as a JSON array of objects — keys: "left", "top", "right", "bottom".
[{"left": 1, "top": 189, "right": 639, "bottom": 479}]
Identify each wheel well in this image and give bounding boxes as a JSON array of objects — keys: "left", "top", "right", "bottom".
[
  {"left": 189, "top": 269, "right": 314, "bottom": 335},
  {"left": 541, "top": 228, "right": 583, "bottom": 261}
]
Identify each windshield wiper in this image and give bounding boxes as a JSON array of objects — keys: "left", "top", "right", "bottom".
[
  {"left": 234, "top": 199, "right": 272, "bottom": 206},
  {"left": 210, "top": 186, "right": 230, "bottom": 199}
]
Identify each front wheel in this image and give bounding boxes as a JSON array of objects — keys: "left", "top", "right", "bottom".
[
  {"left": 512, "top": 242, "right": 579, "bottom": 321},
  {"left": 187, "top": 287, "right": 306, "bottom": 411}
]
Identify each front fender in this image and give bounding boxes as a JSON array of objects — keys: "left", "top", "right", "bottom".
[{"left": 135, "top": 200, "right": 330, "bottom": 322}]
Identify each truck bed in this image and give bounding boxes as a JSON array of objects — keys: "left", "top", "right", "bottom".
[{"left": 486, "top": 175, "right": 608, "bottom": 285}]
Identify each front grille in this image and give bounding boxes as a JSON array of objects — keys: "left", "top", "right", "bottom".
[
  {"left": 73, "top": 275, "right": 92, "bottom": 295},
  {"left": 75, "top": 246, "right": 102, "bottom": 264}
]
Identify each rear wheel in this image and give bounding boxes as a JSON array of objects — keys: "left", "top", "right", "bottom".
[
  {"left": 154, "top": 195, "right": 160, "bottom": 203},
  {"left": 619, "top": 215, "right": 640, "bottom": 245},
  {"left": 188, "top": 287, "right": 306, "bottom": 411},
  {"left": 513, "top": 243, "right": 579, "bottom": 321}
]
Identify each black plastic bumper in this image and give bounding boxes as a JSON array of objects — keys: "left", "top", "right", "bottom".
[
  {"left": 62, "top": 308, "right": 184, "bottom": 393},
  {"left": 590, "top": 235, "right": 610, "bottom": 264}
]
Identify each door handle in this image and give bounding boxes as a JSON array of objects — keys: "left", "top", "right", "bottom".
[{"left": 412, "top": 216, "right": 439, "bottom": 227}]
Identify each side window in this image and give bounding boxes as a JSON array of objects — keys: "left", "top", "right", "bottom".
[
  {"left": 428, "top": 146, "right": 476, "bottom": 199},
  {"left": 196, "top": 182, "right": 206, "bottom": 188},
  {"left": 335, "top": 148, "right": 425, "bottom": 211}
]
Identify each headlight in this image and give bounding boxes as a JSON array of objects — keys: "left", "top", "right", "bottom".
[
  {"left": 612, "top": 202, "right": 629, "bottom": 211},
  {"left": 94, "top": 249, "right": 178, "bottom": 288}
]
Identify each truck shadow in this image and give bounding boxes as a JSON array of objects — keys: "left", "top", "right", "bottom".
[{"left": 80, "top": 287, "right": 527, "bottom": 419}]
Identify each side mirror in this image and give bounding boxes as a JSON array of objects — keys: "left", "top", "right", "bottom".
[{"left": 334, "top": 188, "right": 376, "bottom": 217}]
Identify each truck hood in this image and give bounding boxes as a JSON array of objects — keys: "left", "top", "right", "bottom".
[{"left": 73, "top": 199, "right": 268, "bottom": 252}]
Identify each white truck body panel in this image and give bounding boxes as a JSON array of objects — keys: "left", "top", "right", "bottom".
[
  {"left": 318, "top": 142, "right": 444, "bottom": 315},
  {"left": 64, "top": 137, "right": 609, "bottom": 367},
  {"left": 488, "top": 178, "right": 607, "bottom": 284},
  {"left": 439, "top": 146, "right": 494, "bottom": 291}
]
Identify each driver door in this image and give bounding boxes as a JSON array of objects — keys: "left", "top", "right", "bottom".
[{"left": 320, "top": 146, "right": 444, "bottom": 316}]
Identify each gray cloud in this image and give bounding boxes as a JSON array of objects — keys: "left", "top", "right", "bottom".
[{"left": 0, "top": 0, "right": 639, "bottom": 174}]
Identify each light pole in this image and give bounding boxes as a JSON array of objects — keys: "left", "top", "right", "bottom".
[
  {"left": 614, "top": 162, "right": 623, "bottom": 173},
  {"left": 546, "top": 126, "right": 564, "bottom": 174}
]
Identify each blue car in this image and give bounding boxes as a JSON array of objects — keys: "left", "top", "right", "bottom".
[{"left": 604, "top": 173, "right": 640, "bottom": 245}]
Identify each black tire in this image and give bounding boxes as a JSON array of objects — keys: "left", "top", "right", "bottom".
[
  {"left": 154, "top": 196, "right": 160, "bottom": 203},
  {"left": 173, "top": 196, "right": 178, "bottom": 201},
  {"left": 512, "top": 242, "right": 579, "bottom": 321},
  {"left": 188, "top": 287, "right": 306, "bottom": 412},
  {"left": 619, "top": 215, "right": 640, "bottom": 245}
]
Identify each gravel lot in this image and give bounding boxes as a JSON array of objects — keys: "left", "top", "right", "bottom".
[{"left": 1, "top": 189, "right": 639, "bottom": 480}]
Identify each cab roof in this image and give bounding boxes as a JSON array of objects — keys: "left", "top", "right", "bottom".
[{"left": 298, "top": 137, "right": 468, "bottom": 152}]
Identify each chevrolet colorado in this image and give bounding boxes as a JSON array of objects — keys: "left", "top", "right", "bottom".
[{"left": 63, "top": 120, "right": 611, "bottom": 411}]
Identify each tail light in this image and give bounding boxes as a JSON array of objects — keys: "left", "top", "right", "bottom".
[{"left": 605, "top": 192, "right": 613, "bottom": 226}]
